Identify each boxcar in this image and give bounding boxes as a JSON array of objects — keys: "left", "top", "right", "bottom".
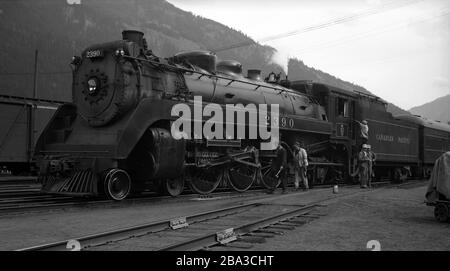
[{"left": 0, "top": 95, "right": 60, "bottom": 173}]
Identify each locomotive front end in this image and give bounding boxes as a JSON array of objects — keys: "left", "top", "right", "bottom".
[
  {"left": 72, "top": 30, "right": 144, "bottom": 127},
  {"left": 35, "top": 31, "right": 153, "bottom": 200}
]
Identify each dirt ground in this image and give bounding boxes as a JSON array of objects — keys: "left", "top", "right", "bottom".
[
  {"left": 242, "top": 183, "right": 450, "bottom": 251},
  {"left": 0, "top": 181, "right": 448, "bottom": 251}
]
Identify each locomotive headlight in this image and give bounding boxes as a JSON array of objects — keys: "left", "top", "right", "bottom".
[{"left": 87, "top": 78, "right": 99, "bottom": 95}]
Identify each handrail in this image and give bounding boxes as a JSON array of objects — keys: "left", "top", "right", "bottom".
[
  {"left": 0, "top": 94, "right": 65, "bottom": 105},
  {"left": 124, "top": 55, "right": 309, "bottom": 97}
]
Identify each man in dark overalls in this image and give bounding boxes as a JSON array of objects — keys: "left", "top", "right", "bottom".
[
  {"left": 358, "top": 144, "right": 371, "bottom": 188},
  {"left": 269, "top": 142, "right": 288, "bottom": 193}
]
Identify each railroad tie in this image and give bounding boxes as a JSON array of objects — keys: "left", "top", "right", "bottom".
[
  {"left": 265, "top": 225, "right": 295, "bottom": 231},
  {"left": 238, "top": 235, "right": 266, "bottom": 244},
  {"left": 223, "top": 241, "right": 253, "bottom": 249},
  {"left": 285, "top": 219, "right": 309, "bottom": 225},
  {"left": 277, "top": 221, "right": 300, "bottom": 227},
  {"left": 298, "top": 214, "right": 321, "bottom": 218},
  {"left": 255, "top": 229, "right": 284, "bottom": 235},
  {"left": 247, "top": 232, "right": 276, "bottom": 238}
]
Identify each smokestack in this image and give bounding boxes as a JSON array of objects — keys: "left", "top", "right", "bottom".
[
  {"left": 122, "top": 30, "right": 145, "bottom": 48},
  {"left": 247, "top": 69, "right": 262, "bottom": 81}
]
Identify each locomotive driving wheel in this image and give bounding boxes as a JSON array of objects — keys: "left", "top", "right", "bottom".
[
  {"left": 434, "top": 202, "right": 449, "bottom": 223},
  {"left": 227, "top": 163, "right": 257, "bottom": 192},
  {"left": 103, "top": 169, "right": 131, "bottom": 201},
  {"left": 188, "top": 168, "right": 223, "bottom": 195},
  {"left": 259, "top": 156, "right": 280, "bottom": 190},
  {"left": 163, "top": 176, "right": 185, "bottom": 197}
]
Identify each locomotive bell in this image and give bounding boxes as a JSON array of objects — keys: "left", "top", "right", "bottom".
[{"left": 247, "top": 69, "right": 262, "bottom": 81}]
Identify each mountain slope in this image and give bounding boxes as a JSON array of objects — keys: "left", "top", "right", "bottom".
[
  {"left": 0, "top": 0, "right": 280, "bottom": 101},
  {"left": 0, "top": 0, "right": 406, "bottom": 117},
  {"left": 409, "top": 94, "right": 450, "bottom": 123}
]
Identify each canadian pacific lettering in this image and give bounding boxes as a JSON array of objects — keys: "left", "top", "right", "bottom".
[{"left": 376, "top": 134, "right": 410, "bottom": 144}]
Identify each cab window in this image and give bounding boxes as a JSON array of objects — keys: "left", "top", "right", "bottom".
[{"left": 336, "top": 97, "right": 349, "bottom": 117}]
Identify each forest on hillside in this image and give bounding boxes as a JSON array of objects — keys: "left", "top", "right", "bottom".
[{"left": 0, "top": 0, "right": 409, "bottom": 116}]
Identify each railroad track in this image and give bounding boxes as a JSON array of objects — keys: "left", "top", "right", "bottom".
[
  {"left": 158, "top": 203, "right": 320, "bottom": 251},
  {"left": 0, "top": 182, "right": 346, "bottom": 214},
  {"left": 17, "top": 201, "right": 321, "bottom": 251},
  {"left": 0, "top": 177, "right": 42, "bottom": 200},
  {"left": 19, "top": 182, "right": 415, "bottom": 251},
  {"left": 0, "top": 184, "right": 41, "bottom": 195},
  {"left": 0, "top": 175, "right": 337, "bottom": 214},
  {"left": 0, "top": 187, "right": 273, "bottom": 215},
  {"left": 0, "top": 179, "right": 425, "bottom": 215}
]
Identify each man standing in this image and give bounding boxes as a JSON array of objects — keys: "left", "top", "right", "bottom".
[
  {"left": 294, "top": 141, "right": 309, "bottom": 190},
  {"left": 355, "top": 119, "right": 369, "bottom": 145},
  {"left": 358, "top": 144, "right": 371, "bottom": 188},
  {"left": 271, "top": 142, "right": 288, "bottom": 193}
]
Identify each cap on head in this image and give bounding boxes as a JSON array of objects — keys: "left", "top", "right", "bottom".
[{"left": 362, "top": 120, "right": 368, "bottom": 124}]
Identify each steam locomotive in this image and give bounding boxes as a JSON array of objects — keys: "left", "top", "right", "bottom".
[{"left": 35, "top": 30, "right": 450, "bottom": 200}]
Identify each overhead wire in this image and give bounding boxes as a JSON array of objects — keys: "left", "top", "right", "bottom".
[
  {"left": 291, "top": 8, "right": 450, "bottom": 56},
  {"left": 211, "top": 0, "right": 425, "bottom": 53}
]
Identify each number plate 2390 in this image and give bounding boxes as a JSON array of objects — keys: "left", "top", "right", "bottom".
[{"left": 86, "top": 50, "right": 103, "bottom": 58}]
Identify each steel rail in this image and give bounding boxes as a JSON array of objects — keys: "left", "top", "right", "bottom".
[
  {"left": 158, "top": 180, "right": 427, "bottom": 251},
  {"left": 16, "top": 202, "right": 261, "bottom": 251},
  {"left": 14, "top": 179, "right": 426, "bottom": 251},
  {"left": 0, "top": 181, "right": 394, "bottom": 214},
  {"left": 158, "top": 203, "right": 318, "bottom": 251},
  {"left": 0, "top": 180, "right": 413, "bottom": 214},
  {"left": 0, "top": 187, "right": 271, "bottom": 214}
]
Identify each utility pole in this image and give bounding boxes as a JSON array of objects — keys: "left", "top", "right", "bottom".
[
  {"left": 32, "top": 49, "right": 38, "bottom": 99},
  {"left": 29, "top": 49, "right": 39, "bottom": 163}
]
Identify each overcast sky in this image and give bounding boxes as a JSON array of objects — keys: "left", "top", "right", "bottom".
[{"left": 168, "top": 0, "right": 449, "bottom": 109}]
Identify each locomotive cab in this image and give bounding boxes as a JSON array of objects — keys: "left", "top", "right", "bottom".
[{"left": 291, "top": 81, "right": 356, "bottom": 138}]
